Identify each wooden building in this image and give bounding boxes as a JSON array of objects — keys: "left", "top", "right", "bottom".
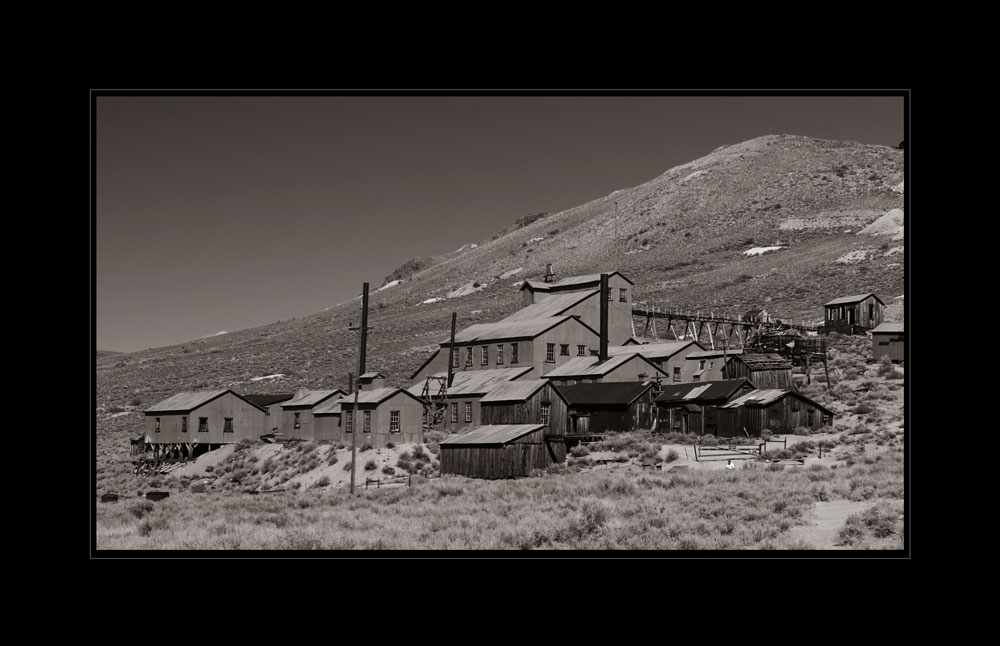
[
  {"left": 871, "top": 322, "right": 904, "bottom": 364},
  {"left": 543, "top": 352, "right": 669, "bottom": 386},
  {"left": 742, "top": 307, "right": 772, "bottom": 323},
  {"left": 439, "top": 424, "right": 560, "bottom": 479},
  {"left": 336, "top": 387, "right": 425, "bottom": 448},
  {"left": 556, "top": 381, "right": 659, "bottom": 438},
  {"left": 242, "top": 393, "right": 294, "bottom": 435},
  {"left": 722, "top": 353, "right": 795, "bottom": 390},
  {"left": 654, "top": 378, "right": 755, "bottom": 435},
  {"left": 515, "top": 270, "right": 635, "bottom": 345},
  {"left": 410, "top": 315, "right": 600, "bottom": 382},
  {"left": 684, "top": 349, "right": 743, "bottom": 382},
  {"left": 718, "top": 389, "right": 835, "bottom": 437},
  {"left": 407, "top": 366, "right": 532, "bottom": 432},
  {"left": 280, "top": 389, "right": 346, "bottom": 440},
  {"left": 312, "top": 397, "right": 345, "bottom": 442},
  {"left": 821, "top": 293, "right": 885, "bottom": 334},
  {"left": 358, "top": 372, "right": 386, "bottom": 390},
  {"left": 478, "top": 379, "right": 568, "bottom": 463},
  {"left": 608, "top": 340, "right": 705, "bottom": 383},
  {"left": 143, "top": 390, "right": 265, "bottom": 459}
]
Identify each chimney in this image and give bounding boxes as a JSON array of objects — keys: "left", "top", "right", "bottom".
[
  {"left": 544, "top": 263, "right": 555, "bottom": 283},
  {"left": 347, "top": 372, "right": 354, "bottom": 394},
  {"left": 359, "top": 372, "right": 385, "bottom": 391},
  {"left": 600, "top": 273, "right": 609, "bottom": 361}
]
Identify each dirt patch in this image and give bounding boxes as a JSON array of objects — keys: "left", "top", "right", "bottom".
[
  {"left": 859, "top": 208, "right": 904, "bottom": 240},
  {"left": 172, "top": 444, "right": 236, "bottom": 478},
  {"left": 783, "top": 499, "right": 873, "bottom": 549}
]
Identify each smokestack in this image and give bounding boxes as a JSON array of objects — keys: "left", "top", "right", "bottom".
[
  {"left": 600, "top": 273, "right": 609, "bottom": 361},
  {"left": 447, "top": 312, "right": 457, "bottom": 388},
  {"left": 544, "top": 263, "right": 555, "bottom": 283},
  {"left": 348, "top": 372, "right": 353, "bottom": 394}
]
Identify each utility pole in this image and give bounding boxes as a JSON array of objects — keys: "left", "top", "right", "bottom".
[
  {"left": 614, "top": 200, "right": 619, "bottom": 271},
  {"left": 348, "top": 282, "right": 370, "bottom": 495}
]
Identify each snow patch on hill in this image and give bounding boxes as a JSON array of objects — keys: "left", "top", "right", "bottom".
[
  {"left": 447, "top": 282, "right": 487, "bottom": 299},
  {"left": 420, "top": 297, "right": 444, "bottom": 305},
  {"left": 250, "top": 374, "right": 285, "bottom": 382},
  {"left": 859, "top": 208, "right": 904, "bottom": 241},
  {"left": 743, "top": 246, "right": 783, "bottom": 256},
  {"left": 375, "top": 280, "right": 401, "bottom": 292},
  {"left": 202, "top": 330, "right": 228, "bottom": 338},
  {"left": 527, "top": 237, "right": 545, "bottom": 245},
  {"left": 499, "top": 267, "right": 523, "bottom": 279}
]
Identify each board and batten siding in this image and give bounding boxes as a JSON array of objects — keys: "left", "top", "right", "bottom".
[
  {"left": 440, "top": 428, "right": 559, "bottom": 478},
  {"left": 145, "top": 393, "right": 264, "bottom": 446},
  {"left": 717, "top": 395, "right": 833, "bottom": 437}
]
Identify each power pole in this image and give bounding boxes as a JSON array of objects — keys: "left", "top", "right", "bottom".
[
  {"left": 614, "top": 200, "right": 619, "bottom": 271},
  {"left": 348, "top": 282, "right": 370, "bottom": 495}
]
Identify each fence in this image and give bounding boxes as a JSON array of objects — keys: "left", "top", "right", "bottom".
[{"left": 693, "top": 443, "right": 760, "bottom": 462}]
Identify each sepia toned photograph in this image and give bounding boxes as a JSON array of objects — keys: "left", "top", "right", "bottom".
[{"left": 92, "top": 91, "right": 908, "bottom": 555}]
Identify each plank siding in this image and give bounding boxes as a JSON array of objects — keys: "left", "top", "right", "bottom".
[
  {"left": 440, "top": 427, "right": 555, "bottom": 478},
  {"left": 872, "top": 332, "right": 904, "bottom": 363},
  {"left": 566, "top": 388, "right": 658, "bottom": 435},
  {"left": 718, "top": 394, "right": 834, "bottom": 437},
  {"left": 144, "top": 392, "right": 264, "bottom": 446}
]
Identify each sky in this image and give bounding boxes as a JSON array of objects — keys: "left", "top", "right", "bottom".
[{"left": 95, "top": 94, "right": 904, "bottom": 352}]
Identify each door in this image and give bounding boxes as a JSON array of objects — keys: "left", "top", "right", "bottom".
[
  {"left": 576, "top": 415, "right": 590, "bottom": 435},
  {"left": 848, "top": 308, "right": 855, "bottom": 325}
]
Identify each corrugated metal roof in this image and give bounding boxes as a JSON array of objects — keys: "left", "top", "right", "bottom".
[
  {"left": 656, "top": 379, "right": 751, "bottom": 405},
  {"left": 608, "top": 340, "right": 701, "bottom": 360},
  {"left": 242, "top": 393, "right": 295, "bottom": 408},
  {"left": 557, "top": 382, "right": 654, "bottom": 406},
  {"left": 499, "top": 290, "right": 597, "bottom": 322},
  {"left": 282, "top": 389, "right": 344, "bottom": 408},
  {"left": 738, "top": 354, "right": 793, "bottom": 370},
  {"left": 685, "top": 349, "right": 744, "bottom": 359},
  {"left": 359, "top": 372, "right": 384, "bottom": 379},
  {"left": 824, "top": 293, "right": 885, "bottom": 306},
  {"left": 145, "top": 390, "right": 228, "bottom": 413},
  {"left": 721, "top": 389, "right": 835, "bottom": 416},
  {"left": 312, "top": 395, "right": 346, "bottom": 415},
  {"left": 521, "top": 271, "right": 634, "bottom": 291},
  {"left": 479, "top": 379, "right": 549, "bottom": 403},
  {"left": 544, "top": 353, "right": 663, "bottom": 378},
  {"left": 407, "top": 367, "right": 533, "bottom": 397},
  {"left": 439, "top": 424, "right": 546, "bottom": 446},
  {"left": 338, "top": 387, "right": 410, "bottom": 407},
  {"left": 451, "top": 316, "right": 582, "bottom": 343},
  {"left": 872, "top": 322, "right": 904, "bottom": 333}
]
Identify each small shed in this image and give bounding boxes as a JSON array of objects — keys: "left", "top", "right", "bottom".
[
  {"left": 242, "top": 393, "right": 294, "bottom": 435},
  {"left": 556, "top": 381, "right": 659, "bottom": 438},
  {"left": 871, "top": 322, "right": 904, "bottom": 364},
  {"left": 718, "top": 389, "right": 835, "bottom": 437},
  {"left": 742, "top": 307, "right": 772, "bottom": 323},
  {"left": 722, "top": 353, "right": 795, "bottom": 390},
  {"left": 479, "top": 379, "right": 568, "bottom": 464},
  {"left": 337, "top": 387, "right": 426, "bottom": 448},
  {"left": 311, "top": 396, "right": 347, "bottom": 442},
  {"left": 654, "top": 378, "right": 756, "bottom": 435},
  {"left": 439, "top": 424, "right": 557, "bottom": 479},
  {"left": 822, "top": 293, "right": 885, "bottom": 334},
  {"left": 280, "top": 389, "right": 346, "bottom": 440},
  {"left": 143, "top": 390, "right": 266, "bottom": 459}
]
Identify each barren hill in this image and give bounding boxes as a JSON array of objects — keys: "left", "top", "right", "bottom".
[{"left": 96, "top": 134, "right": 904, "bottom": 456}]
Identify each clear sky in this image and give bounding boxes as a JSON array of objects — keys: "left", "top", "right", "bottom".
[{"left": 95, "top": 94, "right": 904, "bottom": 352}]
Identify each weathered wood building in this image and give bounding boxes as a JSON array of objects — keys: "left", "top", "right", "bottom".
[
  {"left": 608, "top": 340, "right": 706, "bottom": 383},
  {"left": 143, "top": 390, "right": 265, "bottom": 459},
  {"left": 479, "top": 379, "right": 568, "bottom": 463},
  {"left": 280, "top": 389, "right": 346, "bottom": 440},
  {"left": 312, "top": 397, "right": 345, "bottom": 442},
  {"left": 684, "top": 349, "right": 743, "bottom": 382},
  {"left": 821, "top": 293, "right": 885, "bottom": 335},
  {"left": 654, "top": 378, "right": 756, "bottom": 435},
  {"left": 336, "top": 387, "right": 425, "bottom": 448},
  {"left": 439, "top": 424, "right": 561, "bottom": 479},
  {"left": 516, "top": 270, "right": 635, "bottom": 345},
  {"left": 543, "top": 352, "right": 669, "bottom": 386},
  {"left": 556, "top": 381, "right": 659, "bottom": 437},
  {"left": 718, "top": 389, "right": 835, "bottom": 437},
  {"left": 742, "top": 307, "right": 772, "bottom": 323},
  {"left": 242, "top": 393, "right": 294, "bottom": 435},
  {"left": 871, "top": 322, "right": 904, "bottom": 364},
  {"left": 407, "top": 366, "right": 532, "bottom": 432},
  {"left": 722, "top": 353, "right": 795, "bottom": 390}
]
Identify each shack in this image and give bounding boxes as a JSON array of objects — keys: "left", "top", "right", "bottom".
[
  {"left": 654, "top": 378, "right": 756, "bottom": 435},
  {"left": 607, "top": 340, "right": 705, "bottom": 383},
  {"left": 821, "top": 293, "right": 885, "bottom": 334},
  {"left": 143, "top": 390, "right": 266, "bottom": 459},
  {"left": 871, "top": 322, "right": 904, "bottom": 364},
  {"left": 439, "top": 424, "right": 559, "bottom": 479},
  {"left": 722, "top": 353, "right": 795, "bottom": 390},
  {"left": 684, "top": 349, "right": 743, "bottom": 382},
  {"left": 718, "top": 389, "right": 835, "bottom": 437},
  {"left": 242, "top": 393, "right": 294, "bottom": 435},
  {"left": 312, "top": 396, "right": 346, "bottom": 442},
  {"left": 280, "top": 389, "right": 346, "bottom": 440},
  {"left": 556, "top": 381, "right": 659, "bottom": 438},
  {"left": 336, "top": 387, "right": 425, "bottom": 448},
  {"left": 407, "top": 366, "right": 533, "bottom": 432}
]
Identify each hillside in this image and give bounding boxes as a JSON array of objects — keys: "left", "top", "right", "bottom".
[{"left": 96, "top": 134, "right": 905, "bottom": 460}]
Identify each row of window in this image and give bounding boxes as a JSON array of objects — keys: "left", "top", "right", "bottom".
[
  {"left": 154, "top": 417, "right": 232, "bottom": 433},
  {"left": 344, "top": 410, "right": 401, "bottom": 433},
  {"left": 607, "top": 287, "right": 628, "bottom": 302},
  {"left": 442, "top": 402, "right": 551, "bottom": 425},
  {"left": 546, "top": 343, "right": 588, "bottom": 362},
  {"left": 456, "top": 341, "right": 597, "bottom": 367}
]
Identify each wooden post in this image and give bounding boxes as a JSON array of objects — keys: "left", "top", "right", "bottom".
[
  {"left": 823, "top": 353, "right": 831, "bottom": 391},
  {"left": 350, "top": 282, "right": 370, "bottom": 495}
]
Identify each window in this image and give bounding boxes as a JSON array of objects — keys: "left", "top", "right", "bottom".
[
  {"left": 511, "top": 343, "right": 519, "bottom": 364},
  {"left": 497, "top": 344, "right": 504, "bottom": 365},
  {"left": 453, "top": 350, "right": 459, "bottom": 368},
  {"left": 578, "top": 345, "right": 587, "bottom": 356},
  {"left": 560, "top": 344, "right": 570, "bottom": 356},
  {"left": 346, "top": 413, "right": 353, "bottom": 433},
  {"left": 451, "top": 402, "right": 458, "bottom": 423},
  {"left": 673, "top": 367, "right": 681, "bottom": 382},
  {"left": 466, "top": 347, "right": 473, "bottom": 367},
  {"left": 546, "top": 343, "right": 555, "bottom": 362},
  {"left": 390, "top": 410, "right": 400, "bottom": 432},
  {"left": 807, "top": 409, "right": 815, "bottom": 426},
  {"left": 422, "top": 408, "right": 427, "bottom": 424},
  {"left": 699, "top": 360, "right": 706, "bottom": 370},
  {"left": 294, "top": 412, "right": 301, "bottom": 429},
  {"left": 693, "top": 375, "right": 700, "bottom": 382},
  {"left": 199, "top": 417, "right": 208, "bottom": 432},
  {"left": 481, "top": 345, "right": 489, "bottom": 366},
  {"left": 155, "top": 417, "right": 160, "bottom": 432},
  {"left": 541, "top": 403, "right": 550, "bottom": 426},
  {"left": 224, "top": 417, "right": 233, "bottom": 433},
  {"left": 607, "top": 287, "right": 612, "bottom": 301},
  {"left": 709, "top": 361, "right": 715, "bottom": 369},
  {"left": 619, "top": 288, "right": 627, "bottom": 302},
  {"left": 364, "top": 410, "right": 371, "bottom": 433},
  {"left": 181, "top": 417, "right": 187, "bottom": 433},
  {"left": 465, "top": 402, "right": 472, "bottom": 423},
  {"left": 264, "top": 406, "right": 270, "bottom": 415}
]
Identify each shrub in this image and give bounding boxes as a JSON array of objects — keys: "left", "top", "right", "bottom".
[
  {"left": 570, "top": 445, "right": 590, "bottom": 458},
  {"left": 343, "top": 461, "right": 353, "bottom": 472},
  {"left": 292, "top": 481, "right": 302, "bottom": 490},
  {"left": 190, "top": 482, "right": 206, "bottom": 494},
  {"left": 665, "top": 449, "right": 679, "bottom": 463},
  {"left": 108, "top": 405, "right": 125, "bottom": 414},
  {"left": 854, "top": 403, "right": 874, "bottom": 415},
  {"left": 327, "top": 450, "right": 339, "bottom": 465},
  {"left": 364, "top": 460, "right": 377, "bottom": 471},
  {"left": 382, "top": 465, "right": 396, "bottom": 476},
  {"left": 385, "top": 442, "right": 395, "bottom": 449},
  {"left": 130, "top": 397, "right": 143, "bottom": 407},
  {"left": 204, "top": 465, "right": 215, "bottom": 473},
  {"left": 316, "top": 476, "right": 330, "bottom": 487},
  {"left": 129, "top": 501, "right": 155, "bottom": 519},
  {"left": 360, "top": 442, "right": 373, "bottom": 453}
]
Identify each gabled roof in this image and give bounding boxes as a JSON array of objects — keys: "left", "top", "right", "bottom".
[
  {"left": 359, "top": 372, "right": 385, "bottom": 380},
  {"left": 447, "top": 315, "right": 599, "bottom": 344},
  {"left": 145, "top": 389, "right": 265, "bottom": 414},
  {"left": 721, "top": 389, "right": 835, "bottom": 416},
  {"left": 407, "top": 367, "right": 533, "bottom": 398},
  {"left": 312, "top": 395, "right": 346, "bottom": 415},
  {"left": 241, "top": 393, "right": 295, "bottom": 408},
  {"left": 479, "top": 379, "right": 562, "bottom": 404},
  {"left": 519, "top": 271, "right": 634, "bottom": 292},
  {"left": 736, "top": 354, "right": 793, "bottom": 370},
  {"left": 281, "top": 389, "right": 346, "bottom": 408},
  {"left": 556, "top": 381, "right": 655, "bottom": 406},
  {"left": 655, "top": 378, "right": 753, "bottom": 405},
  {"left": 824, "top": 293, "right": 886, "bottom": 307},
  {"left": 543, "top": 352, "right": 667, "bottom": 379},
  {"left": 339, "top": 387, "right": 424, "bottom": 408},
  {"left": 439, "top": 424, "right": 546, "bottom": 446},
  {"left": 685, "top": 349, "right": 744, "bottom": 359},
  {"left": 608, "top": 340, "right": 704, "bottom": 360},
  {"left": 872, "top": 322, "right": 904, "bottom": 333},
  {"left": 498, "top": 290, "right": 598, "bottom": 322}
]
